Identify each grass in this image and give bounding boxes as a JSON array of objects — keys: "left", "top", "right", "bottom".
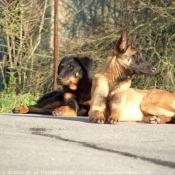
[{"left": 0, "top": 92, "right": 40, "bottom": 113}]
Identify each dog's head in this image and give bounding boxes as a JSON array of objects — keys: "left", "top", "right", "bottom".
[
  {"left": 57, "top": 56, "right": 92, "bottom": 90},
  {"left": 113, "top": 30, "right": 156, "bottom": 75}
]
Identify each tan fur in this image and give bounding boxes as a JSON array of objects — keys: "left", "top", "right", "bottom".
[
  {"left": 64, "top": 92, "right": 76, "bottom": 99},
  {"left": 61, "top": 75, "right": 79, "bottom": 90},
  {"left": 14, "top": 101, "right": 63, "bottom": 115},
  {"left": 13, "top": 105, "right": 29, "bottom": 114},
  {"left": 52, "top": 106, "right": 77, "bottom": 116},
  {"left": 89, "top": 30, "right": 175, "bottom": 124},
  {"left": 82, "top": 99, "right": 91, "bottom": 106}
]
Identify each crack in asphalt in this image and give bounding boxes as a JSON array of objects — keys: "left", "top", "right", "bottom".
[{"left": 31, "top": 131, "right": 175, "bottom": 170}]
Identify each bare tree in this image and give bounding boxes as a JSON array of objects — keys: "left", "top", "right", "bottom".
[
  {"left": 0, "top": 0, "right": 49, "bottom": 94},
  {"left": 0, "top": 0, "right": 175, "bottom": 95}
]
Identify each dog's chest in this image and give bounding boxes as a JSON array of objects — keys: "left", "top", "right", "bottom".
[
  {"left": 78, "top": 88, "right": 91, "bottom": 104},
  {"left": 120, "top": 103, "right": 143, "bottom": 122},
  {"left": 120, "top": 89, "right": 144, "bottom": 122},
  {"left": 66, "top": 86, "right": 91, "bottom": 104}
]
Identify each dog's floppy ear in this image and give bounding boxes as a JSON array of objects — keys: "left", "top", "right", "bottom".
[
  {"left": 114, "top": 29, "right": 128, "bottom": 54},
  {"left": 74, "top": 56, "right": 92, "bottom": 75},
  {"left": 57, "top": 57, "right": 65, "bottom": 73}
]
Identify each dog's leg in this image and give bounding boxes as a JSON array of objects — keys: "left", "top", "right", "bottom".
[
  {"left": 36, "top": 91, "right": 63, "bottom": 108},
  {"left": 12, "top": 105, "right": 30, "bottom": 114},
  {"left": 12, "top": 105, "right": 53, "bottom": 115},
  {"left": 142, "top": 115, "right": 174, "bottom": 124},
  {"left": 88, "top": 75, "right": 109, "bottom": 124},
  {"left": 41, "top": 101, "right": 62, "bottom": 109},
  {"left": 36, "top": 90, "right": 62, "bottom": 104},
  {"left": 12, "top": 91, "right": 63, "bottom": 114},
  {"left": 52, "top": 106, "right": 77, "bottom": 116},
  {"left": 141, "top": 102, "right": 175, "bottom": 124},
  {"left": 107, "top": 92, "right": 127, "bottom": 124},
  {"left": 52, "top": 93, "right": 79, "bottom": 116},
  {"left": 12, "top": 101, "right": 62, "bottom": 114}
]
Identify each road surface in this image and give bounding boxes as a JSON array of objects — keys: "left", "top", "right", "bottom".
[{"left": 0, "top": 113, "right": 175, "bottom": 175}]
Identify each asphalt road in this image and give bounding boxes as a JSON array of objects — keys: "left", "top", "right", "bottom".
[{"left": 0, "top": 113, "right": 175, "bottom": 175}]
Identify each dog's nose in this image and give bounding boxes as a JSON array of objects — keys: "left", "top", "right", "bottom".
[
  {"left": 151, "top": 66, "right": 156, "bottom": 73},
  {"left": 57, "top": 77, "right": 62, "bottom": 82}
]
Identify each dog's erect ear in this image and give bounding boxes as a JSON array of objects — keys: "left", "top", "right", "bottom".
[
  {"left": 114, "top": 29, "right": 128, "bottom": 54},
  {"left": 74, "top": 56, "right": 92, "bottom": 75}
]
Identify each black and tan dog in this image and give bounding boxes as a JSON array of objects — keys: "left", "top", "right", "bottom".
[
  {"left": 12, "top": 56, "right": 93, "bottom": 116},
  {"left": 89, "top": 30, "right": 175, "bottom": 124}
]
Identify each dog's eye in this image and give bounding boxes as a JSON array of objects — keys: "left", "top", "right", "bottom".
[
  {"left": 68, "top": 66, "right": 73, "bottom": 71},
  {"left": 132, "top": 52, "right": 140, "bottom": 59}
]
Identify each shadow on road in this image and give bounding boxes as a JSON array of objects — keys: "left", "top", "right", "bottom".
[{"left": 0, "top": 113, "right": 89, "bottom": 123}]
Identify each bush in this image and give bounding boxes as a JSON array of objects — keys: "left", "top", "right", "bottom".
[{"left": 0, "top": 92, "right": 40, "bottom": 113}]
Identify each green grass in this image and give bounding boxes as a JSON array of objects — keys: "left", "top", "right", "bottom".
[{"left": 0, "top": 92, "right": 40, "bottom": 113}]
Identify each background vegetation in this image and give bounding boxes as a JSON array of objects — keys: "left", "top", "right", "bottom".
[{"left": 0, "top": 0, "right": 175, "bottom": 112}]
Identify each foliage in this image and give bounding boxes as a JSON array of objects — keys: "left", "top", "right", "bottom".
[
  {"left": 0, "top": 92, "right": 40, "bottom": 113},
  {"left": 4, "top": 73, "right": 16, "bottom": 94},
  {"left": 0, "top": 0, "right": 175, "bottom": 109},
  {"left": 0, "top": 0, "right": 52, "bottom": 94},
  {"left": 59, "top": 0, "right": 175, "bottom": 92}
]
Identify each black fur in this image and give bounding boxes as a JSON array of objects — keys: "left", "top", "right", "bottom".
[{"left": 12, "top": 56, "right": 93, "bottom": 116}]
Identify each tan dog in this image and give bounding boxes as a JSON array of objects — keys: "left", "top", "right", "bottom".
[{"left": 89, "top": 30, "right": 175, "bottom": 124}]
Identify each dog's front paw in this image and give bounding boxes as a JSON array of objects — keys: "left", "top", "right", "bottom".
[
  {"left": 12, "top": 105, "right": 29, "bottom": 114},
  {"left": 52, "top": 106, "right": 77, "bottom": 116},
  {"left": 89, "top": 110, "right": 106, "bottom": 124},
  {"left": 108, "top": 111, "right": 120, "bottom": 124},
  {"left": 149, "top": 116, "right": 161, "bottom": 124}
]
